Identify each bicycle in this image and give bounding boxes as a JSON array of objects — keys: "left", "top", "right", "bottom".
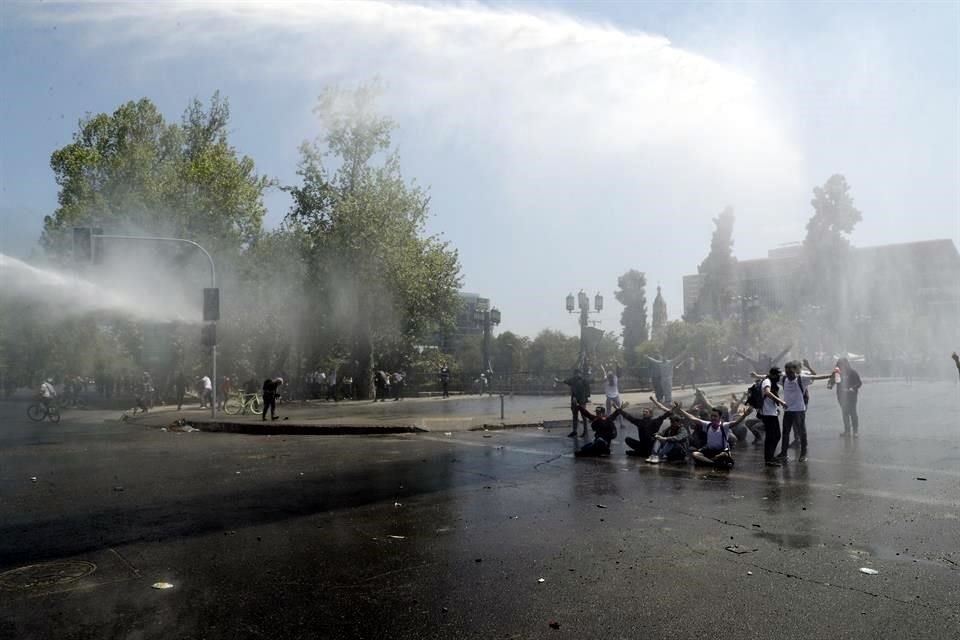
[
  {"left": 223, "top": 392, "right": 262, "bottom": 416},
  {"left": 27, "top": 399, "right": 61, "bottom": 423}
]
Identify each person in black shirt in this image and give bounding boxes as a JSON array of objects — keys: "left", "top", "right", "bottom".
[
  {"left": 573, "top": 404, "right": 624, "bottom": 457},
  {"left": 557, "top": 369, "right": 591, "bottom": 437},
  {"left": 262, "top": 377, "right": 282, "bottom": 421},
  {"left": 829, "top": 358, "right": 863, "bottom": 437},
  {"left": 619, "top": 404, "right": 671, "bottom": 457}
]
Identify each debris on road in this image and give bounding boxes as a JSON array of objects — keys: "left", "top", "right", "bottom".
[
  {"left": 444, "top": 432, "right": 453, "bottom": 436},
  {"left": 474, "top": 558, "right": 482, "bottom": 563},
  {"left": 112, "top": 486, "right": 124, "bottom": 492},
  {"left": 394, "top": 502, "right": 403, "bottom": 507},
  {"left": 549, "top": 621, "right": 561, "bottom": 630},
  {"left": 859, "top": 567, "right": 879, "bottom": 575},
  {"left": 537, "top": 578, "right": 545, "bottom": 583},
  {"left": 387, "top": 535, "right": 406, "bottom": 540},
  {"left": 725, "top": 545, "right": 757, "bottom": 555},
  {"left": 152, "top": 582, "right": 174, "bottom": 590},
  {"left": 747, "top": 571, "right": 753, "bottom": 576},
  {"left": 30, "top": 477, "right": 37, "bottom": 483},
  {"left": 916, "top": 477, "right": 927, "bottom": 481},
  {"left": 596, "top": 504, "right": 607, "bottom": 509}
]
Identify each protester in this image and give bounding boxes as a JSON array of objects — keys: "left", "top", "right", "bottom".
[
  {"left": 952, "top": 352, "right": 959, "bottom": 384},
  {"left": 756, "top": 367, "right": 788, "bottom": 466},
  {"left": 175, "top": 371, "right": 188, "bottom": 411},
  {"left": 39, "top": 377, "right": 57, "bottom": 411},
  {"left": 644, "top": 349, "right": 687, "bottom": 404},
  {"left": 828, "top": 357, "right": 863, "bottom": 437},
  {"left": 646, "top": 413, "right": 691, "bottom": 464},
  {"left": 135, "top": 371, "right": 153, "bottom": 414},
  {"left": 219, "top": 375, "right": 232, "bottom": 411},
  {"left": 438, "top": 363, "right": 451, "bottom": 398},
  {"left": 771, "top": 359, "right": 832, "bottom": 461},
  {"left": 675, "top": 405, "right": 753, "bottom": 469},
  {"left": 600, "top": 363, "right": 622, "bottom": 416},
  {"left": 392, "top": 371, "right": 405, "bottom": 400},
  {"left": 327, "top": 368, "right": 339, "bottom": 402},
  {"left": 262, "top": 377, "right": 282, "bottom": 421},
  {"left": 573, "top": 403, "right": 624, "bottom": 457},
  {"left": 620, "top": 400, "right": 671, "bottom": 457},
  {"left": 200, "top": 374, "right": 213, "bottom": 408},
  {"left": 557, "top": 369, "right": 591, "bottom": 437}
]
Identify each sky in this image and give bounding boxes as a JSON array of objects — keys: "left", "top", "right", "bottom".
[{"left": 1, "top": 0, "right": 958, "bottom": 338}]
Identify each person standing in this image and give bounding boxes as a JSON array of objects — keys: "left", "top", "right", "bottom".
[
  {"left": 219, "top": 376, "right": 232, "bottom": 411},
  {"left": 829, "top": 357, "right": 863, "bottom": 437},
  {"left": 392, "top": 371, "right": 405, "bottom": 401},
  {"left": 262, "top": 377, "right": 282, "bottom": 421},
  {"left": 175, "top": 371, "right": 188, "bottom": 411},
  {"left": 777, "top": 359, "right": 832, "bottom": 461},
  {"left": 326, "top": 368, "right": 339, "bottom": 402},
  {"left": 557, "top": 369, "right": 591, "bottom": 437},
  {"left": 758, "top": 367, "right": 788, "bottom": 466},
  {"left": 600, "top": 363, "right": 622, "bottom": 416},
  {"left": 952, "top": 352, "right": 959, "bottom": 384},
  {"left": 644, "top": 349, "right": 687, "bottom": 404},
  {"left": 439, "top": 363, "right": 451, "bottom": 398},
  {"left": 199, "top": 375, "right": 212, "bottom": 408}
]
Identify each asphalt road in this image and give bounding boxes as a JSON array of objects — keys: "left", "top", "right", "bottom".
[{"left": 2, "top": 380, "right": 959, "bottom": 639}]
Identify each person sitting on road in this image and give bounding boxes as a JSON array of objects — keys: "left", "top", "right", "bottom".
[
  {"left": 675, "top": 405, "right": 753, "bottom": 469},
  {"left": 619, "top": 400, "right": 672, "bottom": 458},
  {"left": 573, "top": 403, "right": 624, "bottom": 457},
  {"left": 646, "top": 414, "right": 690, "bottom": 464}
]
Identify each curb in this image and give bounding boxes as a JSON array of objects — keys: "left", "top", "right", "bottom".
[{"left": 136, "top": 417, "right": 426, "bottom": 436}]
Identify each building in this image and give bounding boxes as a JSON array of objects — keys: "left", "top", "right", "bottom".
[
  {"left": 681, "top": 238, "right": 960, "bottom": 361},
  {"left": 651, "top": 286, "right": 667, "bottom": 341}
]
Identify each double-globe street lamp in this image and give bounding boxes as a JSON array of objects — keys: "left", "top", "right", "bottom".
[
  {"left": 565, "top": 290, "right": 603, "bottom": 371},
  {"left": 473, "top": 303, "right": 501, "bottom": 374}
]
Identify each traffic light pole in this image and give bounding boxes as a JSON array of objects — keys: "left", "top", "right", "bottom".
[{"left": 93, "top": 234, "right": 218, "bottom": 418}]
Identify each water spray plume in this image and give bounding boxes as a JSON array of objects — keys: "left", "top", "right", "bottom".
[{"left": 0, "top": 252, "right": 196, "bottom": 323}]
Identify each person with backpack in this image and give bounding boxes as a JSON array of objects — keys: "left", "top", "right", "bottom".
[
  {"left": 674, "top": 405, "right": 754, "bottom": 469},
  {"left": 557, "top": 369, "right": 591, "bottom": 437},
  {"left": 746, "top": 367, "right": 788, "bottom": 466}
]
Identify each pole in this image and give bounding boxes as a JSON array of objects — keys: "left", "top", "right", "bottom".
[
  {"left": 482, "top": 311, "right": 491, "bottom": 373},
  {"left": 95, "top": 234, "right": 218, "bottom": 418}
]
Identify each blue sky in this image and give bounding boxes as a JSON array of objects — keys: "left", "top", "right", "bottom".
[{"left": 1, "top": 0, "right": 958, "bottom": 337}]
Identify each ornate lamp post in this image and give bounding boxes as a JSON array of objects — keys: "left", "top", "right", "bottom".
[
  {"left": 566, "top": 290, "right": 603, "bottom": 371},
  {"left": 474, "top": 303, "right": 501, "bottom": 373}
]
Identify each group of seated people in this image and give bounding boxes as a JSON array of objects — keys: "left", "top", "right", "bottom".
[{"left": 573, "top": 389, "right": 759, "bottom": 469}]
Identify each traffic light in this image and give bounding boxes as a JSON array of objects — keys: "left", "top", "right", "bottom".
[
  {"left": 201, "top": 323, "right": 217, "bottom": 347},
  {"left": 203, "top": 288, "right": 220, "bottom": 322},
  {"left": 73, "top": 227, "right": 92, "bottom": 262}
]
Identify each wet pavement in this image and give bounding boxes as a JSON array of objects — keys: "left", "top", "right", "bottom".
[{"left": 1, "top": 380, "right": 959, "bottom": 639}]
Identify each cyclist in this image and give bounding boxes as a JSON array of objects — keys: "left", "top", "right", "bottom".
[{"left": 39, "top": 378, "right": 57, "bottom": 410}]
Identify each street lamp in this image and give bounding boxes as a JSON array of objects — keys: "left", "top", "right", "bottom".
[
  {"left": 566, "top": 289, "right": 603, "bottom": 371},
  {"left": 474, "top": 303, "right": 501, "bottom": 373}
]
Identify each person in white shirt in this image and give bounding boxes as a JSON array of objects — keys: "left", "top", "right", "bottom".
[
  {"left": 675, "top": 405, "right": 754, "bottom": 468},
  {"left": 600, "top": 363, "right": 622, "bottom": 415},
  {"left": 759, "top": 368, "right": 788, "bottom": 467},
  {"left": 39, "top": 378, "right": 57, "bottom": 410},
  {"left": 200, "top": 375, "right": 213, "bottom": 408},
  {"left": 777, "top": 359, "right": 832, "bottom": 462}
]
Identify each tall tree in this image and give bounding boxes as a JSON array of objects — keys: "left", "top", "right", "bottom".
[
  {"left": 614, "top": 270, "right": 648, "bottom": 367},
  {"left": 690, "top": 207, "right": 737, "bottom": 322},
  {"left": 802, "top": 174, "right": 862, "bottom": 346},
  {"left": 43, "top": 93, "right": 269, "bottom": 256},
  {"left": 286, "top": 84, "right": 462, "bottom": 399}
]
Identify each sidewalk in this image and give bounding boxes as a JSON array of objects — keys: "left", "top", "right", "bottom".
[{"left": 126, "top": 384, "right": 748, "bottom": 435}]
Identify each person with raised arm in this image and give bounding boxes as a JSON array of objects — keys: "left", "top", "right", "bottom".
[
  {"left": 735, "top": 345, "right": 792, "bottom": 377},
  {"left": 674, "top": 404, "right": 754, "bottom": 469},
  {"left": 573, "top": 403, "right": 625, "bottom": 457},
  {"left": 619, "top": 398, "right": 672, "bottom": 458},
  {"left": 644, "top": 348, "right": 688, "bottom": 404}
]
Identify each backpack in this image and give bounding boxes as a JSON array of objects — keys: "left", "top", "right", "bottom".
[
  {"left": 797, "top": 376, "right": 809, "bottom": 407},
  {"left": 745, "top": 379, "right": 765, "bottom": 411}
]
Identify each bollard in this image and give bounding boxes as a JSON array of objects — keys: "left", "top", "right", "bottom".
[{"left": 500, "top": 394, "right": 505, "bottom": 420}]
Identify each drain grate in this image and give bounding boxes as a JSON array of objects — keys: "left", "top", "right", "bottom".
[{"left": 0, "top": 561, "right": 96, "bottom": 591}]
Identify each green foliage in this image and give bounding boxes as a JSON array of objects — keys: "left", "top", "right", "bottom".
[
  {"left": 286, "top": 84, "right": 462, "bottom": 398},
  {"left": 43, "top": 93, "right": 270, "bottom": 257},
  {"left": 491, "top": 332, "right": 530, "bottom": 374},
  {"left": 614, "top": 269, "right": 648, "bottom": 367},
  {"left": 528, "top": 330, "right": 579, "bottom": 375}
]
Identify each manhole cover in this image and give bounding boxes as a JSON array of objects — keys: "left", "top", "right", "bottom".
[{"left": 0, "top": 561, "right": 96, "bottom": 591}]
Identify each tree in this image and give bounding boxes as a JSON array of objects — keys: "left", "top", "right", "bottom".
[
  {"left": 286, "top": 83, "right": 462, "bottom": 399},
  {"left": 490, "top": 331, "right": 529, "bottom": 376},
  {"left": 614, "top": 270, "right": 648, "bottom": 367},
  {"left": 528, "top": 330, "right": 579, "bottom": 376},
  {"left": 43, "top": 93, "right": 270, "bottom": 257},
  {"left": 690, "top": 207, "right": 737, "bottom": 322},
  {"left": 803, "top": 175, "right": 862, "bottom": 349}
]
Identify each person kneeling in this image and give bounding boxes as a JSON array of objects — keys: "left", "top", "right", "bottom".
[
  {"left": 574, "top": 404, "right": 623, "bottom": 457},
  {"left": 676, "top": 405, "right": 753, "bottom": 470}
]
